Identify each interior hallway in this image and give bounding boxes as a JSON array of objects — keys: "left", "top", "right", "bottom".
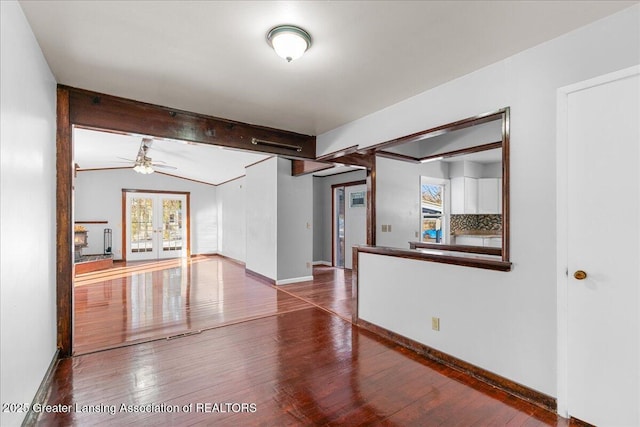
[{"left": 39, "top": 256, "right": 575, "bottom": 425}]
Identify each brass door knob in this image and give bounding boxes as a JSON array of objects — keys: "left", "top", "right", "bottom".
[{"left": 574, "top": 270, "right": 587, "bottom": 280}]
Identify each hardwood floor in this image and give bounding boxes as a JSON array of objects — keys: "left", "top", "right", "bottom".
[
  {"left": 73, "top": 256, "right": 313, "bottom": 354},
  {"left": 277, "top": 266, "right": 353, "bottom": 321},
  {"left": 39, "top": 256, "right": 573, "bottom": 425}
]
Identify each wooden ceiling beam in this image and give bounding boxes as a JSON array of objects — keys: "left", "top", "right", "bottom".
[{"left": 64, "top": 85, "right": 316, "bottom": 159}]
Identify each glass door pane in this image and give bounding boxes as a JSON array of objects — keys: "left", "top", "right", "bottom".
[
  {"left": 161, "top": 198, "right": 183, "bottom": 255},
  {"left": 130, "top": 197, "right": 154, "bottom": 253}
]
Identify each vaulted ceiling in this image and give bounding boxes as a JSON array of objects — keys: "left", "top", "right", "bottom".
[{"left": 20, "top": 1, "right": 636, "bottom": 184}]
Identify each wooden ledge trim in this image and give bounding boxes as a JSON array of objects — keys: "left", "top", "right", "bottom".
[
  {"left": 356, "top": 245, "right": 511, "bottom": 271},
  {"left": 356, "top": 319, "right": 556, "bottom": 412}
]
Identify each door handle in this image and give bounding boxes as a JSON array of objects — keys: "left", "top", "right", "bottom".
[{"left": 573, "top": 270, "right": 587, "bottom": 280}]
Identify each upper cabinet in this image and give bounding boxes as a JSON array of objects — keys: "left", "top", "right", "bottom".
[
  {"left": 451, "top": 177, "right": 478, "bottom": 214},
  {"left": 451, "top": 176, "right": 502, "bottom": 215},
  {"left": 478, "top": 178, "right": 502, "bottom": 214}
]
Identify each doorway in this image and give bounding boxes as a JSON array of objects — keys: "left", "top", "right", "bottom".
[
  {"left": 420, "top": 179, "right": 446, "bottom": 244},
  {"left": 333, "top": 181, "right": 367, "bottom": 269},
  {"left": 124, "top": 190, "right": 189, "bottom": 261},
  {"left": 557, "top": 66, "right": 639, "bottom": 425},
  {"left": 334, "top": 187, "right": 346, "bottom": 267}
]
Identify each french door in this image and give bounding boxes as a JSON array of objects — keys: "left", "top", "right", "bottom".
[{"left": 125, "top": 191, "right": 188, "bottom": 261}]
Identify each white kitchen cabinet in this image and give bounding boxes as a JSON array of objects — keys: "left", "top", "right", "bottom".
[
  {"left": 478, "top": 178, "right": 501, "bottom": 214},
  {"left": 454, "top": 235, "right": 502, "bottom": 247},
  {"left": 454, "top": 235, "right": 484, "bottom": 246},
  {"left": 451, "top": 177, "right": 478, "bottom": 214},
  {"left": 486, "top": 237, "right": 502, "bottom": 248}
]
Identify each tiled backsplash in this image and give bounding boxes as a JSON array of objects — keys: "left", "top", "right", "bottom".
[{"left": 450, "top": 214, "right": 502, "bottom": 232}]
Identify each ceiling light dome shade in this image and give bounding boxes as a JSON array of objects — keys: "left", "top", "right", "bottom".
[{"left": 267, "top": 25, "right": 311, "bottom": 62}]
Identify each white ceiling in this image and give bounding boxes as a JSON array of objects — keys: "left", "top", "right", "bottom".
[
  {"left": 20, "top": 1, "right": 636, "bottom": 184},
  {"left": 73, "top": 127, "right": 272, "bottom": 185}
]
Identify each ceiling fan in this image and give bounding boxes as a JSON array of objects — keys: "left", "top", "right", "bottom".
[{"left": 119, "top": 138, "right": 177, "bottom": 174}]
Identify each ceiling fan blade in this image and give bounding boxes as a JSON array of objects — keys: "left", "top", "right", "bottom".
[
  {"left": 117, "top": 157, "right": 136, "bottom": 162},
  {"left": 152, "top": 164, "right": 177, "bottom": 170}
]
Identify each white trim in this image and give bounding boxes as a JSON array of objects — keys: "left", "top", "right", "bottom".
[
  {"left": 555, "top": 64, "right": 640, "bottom": 418},
  {"left": 312, "top": 261, "right": 332, "bottom": 266},
  {"left": 275, "top": 275, "right": 314, "bottom": 285}
]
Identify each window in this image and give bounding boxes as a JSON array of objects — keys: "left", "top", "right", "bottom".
[{"left": 421, "top": 182, "right": 444, "bottom": 243}]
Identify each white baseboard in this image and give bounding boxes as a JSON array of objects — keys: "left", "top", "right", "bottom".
[
  {"left": 312, "top": 261, "right": 332, "bottom": 266},
  {"left": 275, "top": 275, "right": 314, "bottom": 285}
]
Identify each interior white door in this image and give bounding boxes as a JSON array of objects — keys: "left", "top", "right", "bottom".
[
  {"left": 344, "top": 184, "right": 367, "bottom": 269},
  {"left": 126, "top": 192, "right": 187, "bottom": 261},
  {"left": 566, "top": 69, "right": 639, "bottom": 425}
]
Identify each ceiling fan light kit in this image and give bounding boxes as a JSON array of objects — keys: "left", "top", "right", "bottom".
[
  {"left": 133, "top": 162, "right": 154, "bottom": 174},
  {"left": 129, "top": 137, "right": 177, "bottom": 174},
  {"left": 266, "top": 25, "right": 311, "bottom": 62},
  {"left": 133, "top": 138, "right": 155, "bottom": 174}
]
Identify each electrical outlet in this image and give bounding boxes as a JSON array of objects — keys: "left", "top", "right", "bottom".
[
  {"left": 431, "top": 317, "right": 440, "bottom": 331},
  {"left": 306, "top": 262, "right": 311, "bottom": 269}
]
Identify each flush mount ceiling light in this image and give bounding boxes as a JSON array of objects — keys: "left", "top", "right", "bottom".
[{"left": 266, "top": 25, "right": 312, "bottom": 62}]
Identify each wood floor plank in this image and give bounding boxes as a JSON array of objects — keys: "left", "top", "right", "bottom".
[
  {"left": 33, "top": 257, "right": 573, "bottom": 426},
  {"left": 73, "top": 256, "right": 314, "bottom": 354},
  {"left": 277, "top": 266, "right": 353, "bottom": 320}
]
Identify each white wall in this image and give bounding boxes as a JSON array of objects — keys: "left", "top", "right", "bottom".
[
  {"left": 343, "top": 184, "right": 367, "bottom": 269},
  {"left": 276, "top": 158, "right": 313, "bottom": 283},
  {"left": 376, "top": 157, "right": 449, "bottom": 248},
  {"left": 245, "top": 157, "right": 278, "bottom": 279},
  {"left": 0, "top": 2, "right": 57, "bottom": 425},
  {"left": 319, "top": 5, "right": 640, "bottom": 397},
  {"left": 75, "top": 169, "right": 217, "bottom": 259},
  {"left": 217, "top": 177, "right": 246, "bottom": 263},
  {"left": 312, "top": 170, "right": 367, "bottom": 264}
]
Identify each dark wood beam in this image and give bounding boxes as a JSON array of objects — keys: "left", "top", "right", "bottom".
[
  {"left": 337, "top": 152, "right": 375, "bottom": 169},
  {"left": 375, "top": 150, "right": 420, "bottom": 163},
  {"left": 367, "top": 155, "right": 376, "bottom": 245},
  {"left": 291, "top": 159, "right": 334, "bottom": 176},
  {"left": 316, "top": 145, "right": 359, "bottom": 161},
  {"left": 371, "top": 109, "right": 505, "bottom": 152},
  {"left": 64, "top": 86, "right": 316, "bottom": 159},
  {"left": 56, "top": 86, "right": 73, "bottom": 357}
]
